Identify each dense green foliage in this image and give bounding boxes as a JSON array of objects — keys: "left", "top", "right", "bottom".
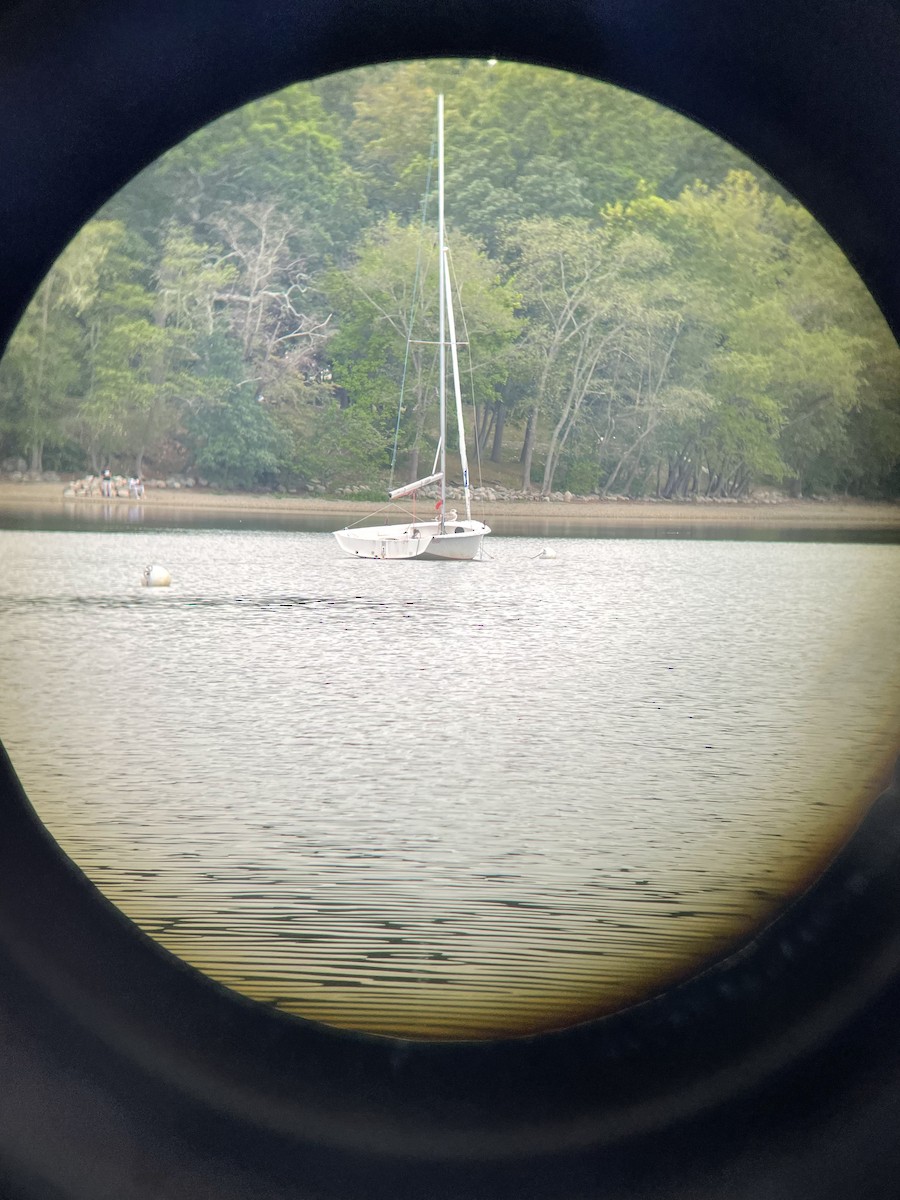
[{"left": 3, "top": 59, "right": 899, "bottom": 497}]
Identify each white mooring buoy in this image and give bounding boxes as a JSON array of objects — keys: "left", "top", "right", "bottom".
[{"left": 142, "top": 564, "right": 172, "bottom": 587}]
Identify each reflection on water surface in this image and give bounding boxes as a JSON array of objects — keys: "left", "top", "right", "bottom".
[
  {"left": 2, "top": 500, "right": 900, "bottom": 541},
  {"left": 1, "top": 526, "right": 898, "bottom": 1037}
]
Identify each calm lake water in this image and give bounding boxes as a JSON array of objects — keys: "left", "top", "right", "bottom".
[{"left": 1, "top": 522, "right": 899, "bottom": 1037}]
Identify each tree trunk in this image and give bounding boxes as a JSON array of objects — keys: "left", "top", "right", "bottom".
[
  {"left": 541, "top": 416, "right": 566, "bottom": 495},
  {"left": 620, "top": 449, "right": 645, "bottom": 497},
  {"left": 406, "top": 390, "right": 429, "bottom": 484},
  {"left": 603, "top": 417, "right": 657, "bottom": 497},
  {"left": 662, "top": 452, "right": 691, "bottom": 499},
  {"left": 542, "top": 402, "right": 582, "bottom": 495},
  {"left": 490, "top": 403, "right": 506, "bottom": 463},
  {"left": 476, "top": 404, "right": 495, "bottom": 457},
  {"left": 520, "top": 407, "right": 538, "bottom": 492},
  {"left": 28, "top": 280, "right": 51, "bottom": 477},
  {"left": 663, "top": 456, "right": 676, "bottom": 498},
  {"left": 602, "top": 452, "right": 627, "bottom": 497}
]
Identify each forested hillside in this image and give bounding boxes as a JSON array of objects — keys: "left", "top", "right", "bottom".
[{"left": 2, "top": 58, "right": 899, "bottom": 498}]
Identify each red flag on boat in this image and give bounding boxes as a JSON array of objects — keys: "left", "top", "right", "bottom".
[{"left": 435, "top": 498, "right": 443, "bottom": 510}]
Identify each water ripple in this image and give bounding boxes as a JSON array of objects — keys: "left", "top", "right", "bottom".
[{"left": 1, "top": 528, "right": 898, "bottom": 1037}]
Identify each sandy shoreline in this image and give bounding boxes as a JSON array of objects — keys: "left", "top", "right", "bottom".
[{"left": 1, "top": 480, "right": 899, "bottom": 529}]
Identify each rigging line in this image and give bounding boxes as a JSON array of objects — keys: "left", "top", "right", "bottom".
[
  {"left": 340, "top": 498, "right": 420, "bottom": 530},
  {"left": 448, "top": 249, "right": 489, "bottom": 521},
  {"left": 389, "top": 129, "right": 437, "bottom": 490},
  {"left": 414, "top": 336, "right": 440, "bottom": 475}
]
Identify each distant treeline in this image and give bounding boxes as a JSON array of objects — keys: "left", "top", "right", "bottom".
[{"left": 2, "top": 59, "right": 899, "bottom": 498}]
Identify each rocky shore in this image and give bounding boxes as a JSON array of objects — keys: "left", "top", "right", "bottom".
[{"left": 1, "top": 469, "right": 899, "bottom": 531}]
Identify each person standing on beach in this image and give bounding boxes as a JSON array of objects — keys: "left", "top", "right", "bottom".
[{"left": 101, "top": 467, "right": 112, "bottom": 498}]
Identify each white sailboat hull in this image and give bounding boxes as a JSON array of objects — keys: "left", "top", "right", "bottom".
[{"left": 334, "top": 519, "right": 490, "bottom": 561}]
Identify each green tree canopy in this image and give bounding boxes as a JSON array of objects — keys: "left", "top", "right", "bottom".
[
  {"left": 323, "top": 215, "right": 520, "bottom": 481},
  {"left": 2, "top": 61, "right": 898, "bottom": 499}
]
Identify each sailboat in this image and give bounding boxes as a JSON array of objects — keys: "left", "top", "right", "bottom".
[{"left": 333, "top": 96, "right": 491, "bottom": 562}]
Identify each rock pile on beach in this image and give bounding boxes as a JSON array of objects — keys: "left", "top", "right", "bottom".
[
  {"left": 63, "top": 474, "right": 132, "bottom": 498},
  {"left": 61, "top": 474, "right": 208, "bottom": 498}
]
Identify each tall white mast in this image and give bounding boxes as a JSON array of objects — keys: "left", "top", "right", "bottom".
[
  {"left": 443, "top": 253, "right": 473, "bottom": 521},
  {"left": 437, "top": 94, "right": 447, "bottom": 529}
]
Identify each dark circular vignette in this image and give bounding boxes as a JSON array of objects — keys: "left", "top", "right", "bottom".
[{"left": 2, "top": 2, "right": 900, "bottom": 1198}]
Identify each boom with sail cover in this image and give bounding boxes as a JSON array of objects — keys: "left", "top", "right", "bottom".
[{"left": 388, "top": 472, "right": 443, "bottom": 501}]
